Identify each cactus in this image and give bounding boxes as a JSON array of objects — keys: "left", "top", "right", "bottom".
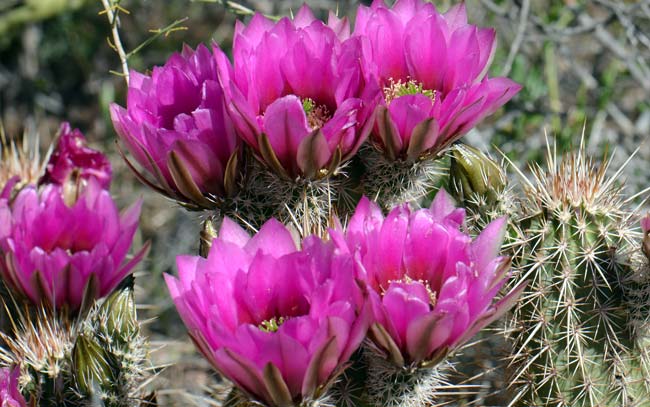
[
  {"left": 362, "top": 346, "right": 448, "bottom": 407},
  {"left": 0, "top": 283, "right": 154, "bottom": 407},
  {"left": 0, "top": 125, "right": 49, "bottom": 198},
  {"left": 0, "top": 305, "right": 75, "bottom": 405},
  {"left": 359, "top": 144, "right": 445, "bottom": 210},
  {"left": 224, "top": 157, "right": 350, "bottom": 237},
  {"left": 73, "top": 284, "right": 151, "bottom": 407},
  {"left": 450, "top": 139, "right": 650, "bottom": 407}
]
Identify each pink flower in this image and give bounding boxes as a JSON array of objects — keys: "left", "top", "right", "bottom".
[
  {"left": 353, "top": 0, "right": 521, "bottom": 160},
  {"left": 0, "top": 179, "right": 146, "bottom": 311},
  {"left": 642, "top": 214, "right": 650, "bottom": 235},
  {"left": 40, "top": 122, "right": 112, "bottom": 189},
  {"left": 110, "top": 44, "right": 239, "bottom": 209},
  {"left": 166, "top": 218, "right": 370, "bottom": 406},
  {"left": 0, "top": 367, "right": 27, "bottom": 407},
  {"left": 332, "top": 190, "right": 524, "bottom": 366},
  {"left": 216, "top": 5, "right": 380, "bottom": 178}
]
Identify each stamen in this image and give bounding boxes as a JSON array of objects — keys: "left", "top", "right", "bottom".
[
  {"left": 383, "top": 276, "right": 439, "bottom": 309},
  {"left": 383, "top": 78, "right": 437, "bottom": 106},
  {"left": 259, "top": 316, "right": 287, "bottom": 333},
  {"left": 302, "top": 98, "right": 331, "bottom": 130}
]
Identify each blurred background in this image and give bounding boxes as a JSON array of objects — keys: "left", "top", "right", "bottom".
[{"left": 1, "top": 0, "right": 649, "bottom": 405}]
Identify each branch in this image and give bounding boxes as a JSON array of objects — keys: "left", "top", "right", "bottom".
[{"left": 99, "top": 0, "right": 130, "bottom": 84}]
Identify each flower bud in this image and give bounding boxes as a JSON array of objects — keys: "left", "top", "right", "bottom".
[
  {"left": 199, "top": 216, "right": 220, "bottom": 258},
  {"left": 450, "top": 143, "right": 506, "bottom": 204},
  {"left": 103, "top": 286, "right": 139, "bottom": 342},
  {"left": 72, "top": 334, "right": 115, "bottom": 396}
]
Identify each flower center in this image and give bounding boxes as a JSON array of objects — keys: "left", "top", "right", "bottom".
[
  {"left": 302, "top": 98, "right": 331, "bottom": 130},
  {"left": 384, "top": 276, "right": 438, "bottom": 309},
  {"left": 259, "top": 316, "right": 287, "bottom": 333},
  {"left": 383, "top": 79, "right": 437, "bottom": 106}
]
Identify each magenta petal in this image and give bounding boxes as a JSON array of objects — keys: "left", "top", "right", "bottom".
[
  {"left": 472, "top": 217, "right": 507, "bottom": 271},
  {"left": 443, "top": 3, "right": 468, "bottom": 30},
  {"left": 382, "top": 281, "right": 432, "bottom": 348},
  {"left": 429, "top": 189, "right": 465, "bottom": 225},
  {"left": 404, "top": 14, "right": 447, "bottom": 91},
  {"left": 375, "top": 205, "right": 409, "bottom": 285},
  {"left": 0, "top": 367, "right": 28, "bottom": 407},
  {"left": 406, "top": 311, "right": 454, "bottom": 362},
  {"left": 387, "top": 94, "right": 436, "bottom": 152},
  {"left": 293, "top": 4, "right": 318, "bottom": 28},
  {"left": 246, "top": 218, "right": 297, "bottom": 258},
  {"left": 328, "top": 11, "right": 350, "bottom": 40},
  {"left": 219, "top": 217, "right": 252, "bottom": 247},
  {"left": 214, "top": 347, "right": 272, "bottom": 402},
  {"left": 262, "top": 95, "right": 311, "bottom": 175}
]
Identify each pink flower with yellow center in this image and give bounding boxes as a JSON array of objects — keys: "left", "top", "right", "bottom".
[
  {"left": 110, "top": 44, "right": 239, "bottom": 209},
  {"left": 332, "top": 190, "right": 524, "bottom": 366},
  {"left": 215, "top": 5, "right": 380, "bottom": 179},
  {"left": 166, "top": 218, "right": 370, "bottom": 406},
  {"left": 0, "top": 126, "right": 145, "bottom": 311},
  {"left": 354, "top": 0, "right": 521, "bottom": 161}
]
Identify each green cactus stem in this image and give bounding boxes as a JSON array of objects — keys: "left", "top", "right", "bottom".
[
  {"left": 359, "top": 144, "right": 445, "bottom": 211},
  {"left": 450, "top": 139, "right": 650, "bottom": 407}
]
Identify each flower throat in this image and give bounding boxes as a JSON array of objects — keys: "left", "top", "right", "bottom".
[{"left": 383, "top": 79, "right": 437, "bottom": 106}]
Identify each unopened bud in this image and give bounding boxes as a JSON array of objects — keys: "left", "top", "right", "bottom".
[
  {"left": 450, "top": 143, "right": 506, "bottom": 204},
  {"left": 199, "top": 216, "right": 220, "bottom": 258},
  {"left": 103, "top": 286, "right": 139, "bottom": 341},
  {"left": 73, "top": 334, "right": 115, "bottom": 395}
]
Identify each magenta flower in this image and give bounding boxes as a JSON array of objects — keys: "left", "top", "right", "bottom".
[
  {"left": 332, "top": 190, "right": 524, "bottom": 366},
  {"left": 0, "top": 367, "right": 27, "bottom": 407},
  {"left": 353, "top": 0, "right": 521, "bottom": 160},
  {"left": 110, "top": 44, "right": 239, "bottom": 209},
  {"left": 166, "top": 218, "right": 369, "bottom": 406},
  {"left": 40, "top": 122, "right": 112, "bottom": 189},
  {"left": 0, "top": 179, "right": 146, "bottom": 311},
  {"left": 216, "top": 5, "right": 380, "bottom": 178}
]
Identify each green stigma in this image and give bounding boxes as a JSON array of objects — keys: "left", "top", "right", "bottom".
[
  {"left": 301, "top": 97, "right": 331, "bottom": 130},
  {"left": 302, "top": 98, "right": 316, "bottom": 115},
  {"left": 259, "top": 316, "right": 287, "bottom": 333},
  {"left": 384, "top": 79, "right": 437, "bottom": 105}
]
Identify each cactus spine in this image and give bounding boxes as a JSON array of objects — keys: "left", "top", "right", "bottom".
[
  {"left": 450, "top": 140, "right": 650, "bottom": 407},
  {"left": 360, "top": 145, "right": 445, "bottom": 210},
  {"left": 224, "top": 157, "right": 349, "bottom": 237},
  {"left": 0, "top": 284, "right": 153, "bottom": 406}
]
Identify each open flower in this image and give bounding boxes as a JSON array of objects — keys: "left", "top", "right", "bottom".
[
  {"left": 166, "top": 218, "right": 369, "bottom": 406},
  {"left": 0, "top": 179, "right": 146, "bottom": 311},
  {"left": 0, "top": 367, "right": 27, "bottom": 407},
  {"left": 110, "top": 44, "right": 239, "bottom": 210},
  {"left": 216, "top": 5, "right": 379, "bottom": 179},
  {"left": 354, "top": 0, "right": 521, "bottom": 160},
  {"left": 332, "top": 190, "right": 524, "bottom": 366},
  {"left": 40, "top": 122, "right": 112, "bottom": 189}
]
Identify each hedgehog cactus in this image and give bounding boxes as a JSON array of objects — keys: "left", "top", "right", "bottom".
[
  {"left": 0, "top": 124, "right": 155, "bottom": 407},
  {"left": 451, "top": 140, "right": 650, "bottom": 406},
  {"left": 73, "top": 284, "right": 150, "bottom": 407}
]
